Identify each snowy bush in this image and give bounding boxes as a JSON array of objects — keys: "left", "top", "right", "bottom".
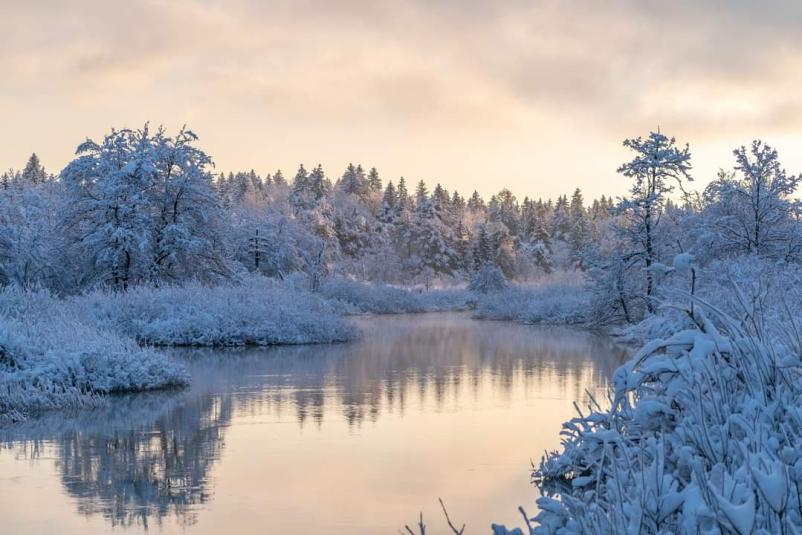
[
  {"left": 475, "top": 273, "right": 590, "bottom": 324},
  {"left": 0, "top": 287, "right": 188, "bottom": 424},
  {"left": 618, "top": 256, "right": 802, "bottom": 347},
  {"left": 72, "top": 277, "right": 357, "bottom": 346},
  {"left": 468, "top": 263, "right": 509, "bottom": 294},
  {"left": 320, "top": 278, "right": 473, "bottom": 314},
  {"left": 530, "top": 294, "right": 802, "bottom": 533}
]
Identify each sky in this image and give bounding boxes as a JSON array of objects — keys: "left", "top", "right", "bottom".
[{"left": 2, "top": 0, "right": 802, "bottom": 200}]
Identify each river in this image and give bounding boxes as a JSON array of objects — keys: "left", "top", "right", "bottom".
[{"left": 0, "top": 312, "right": 627, "bottom": 534}]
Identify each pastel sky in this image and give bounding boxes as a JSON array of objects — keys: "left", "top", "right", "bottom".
[{"left": 2, "top": 0, "right": 802, "bottom": 199}]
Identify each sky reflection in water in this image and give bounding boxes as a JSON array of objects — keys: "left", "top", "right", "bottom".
[{"left": 0, "top": 313, "right": 627, "bottom": 534}]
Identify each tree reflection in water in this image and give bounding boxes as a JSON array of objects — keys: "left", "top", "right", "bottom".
[{"left": 0, "top": 313, "right": 628, "bottom": 531}]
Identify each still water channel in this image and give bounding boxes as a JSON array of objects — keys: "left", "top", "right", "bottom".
[{"left": 0, "top": 313, "right": 627, "bottom": 534}]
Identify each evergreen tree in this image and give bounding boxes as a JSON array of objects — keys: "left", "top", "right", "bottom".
[
  {"left": 617, "top": 130, "right": 692, "bottom": 311},
  {"left": 467, "top": 190, "right": 485, "bottom": 213},
  {"left": 290, "top": 164, "right": 312, "bottom": 212},
  {"left": 415, "top": 180, "right": 428, "bottom": 205},
  {"left": 340, "top": 163, "right": 369, "bottom": 198},
  {"left": 309, "top": 164, "right": 330, "bottom": 201},
  {"left": 397, "top": 177, "right": 412, "bottom": 210},
  {"left": 378, "top": 181, "right": 398, "bottom": 224},
  {"left": 21, "top": 153, "right": 47, "bottom": 184},
  {"left": 368, "top": 167, "right": 382, "bottom": 192}
]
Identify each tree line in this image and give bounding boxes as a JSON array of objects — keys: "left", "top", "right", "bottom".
[{"left": 1, "top": 125, "right": 799, "bottom": 323}]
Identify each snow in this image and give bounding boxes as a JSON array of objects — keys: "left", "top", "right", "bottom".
[
  {"left": 0, "top": 277, "right": 359, "bottom": 422},
  {"left": 530, "top": 296, "right": 802, "bottom": 533},
  {"left": 672, "top": 252, "right": 694, "bottom": 273},
  {"left": 0, "top": 287, "right": 188, "bottom": 424},
  {"left": 73, "top": 276, "right": 358, "bottom": 346},
  {"left": 468, "top": 263, "right": 509, "bottom": 294},
  {"left": 319, "top": 277, "right": 473, "bottom": 314},
  {"left": 4, "top": 124, "right": 802, "bottom": 532},
  {"left": 474, "top": 272, "right": 590, "bottom": 324}
]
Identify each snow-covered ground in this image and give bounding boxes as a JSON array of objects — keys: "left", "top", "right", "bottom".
[
  {"left": 319, "top": 277, "right": 474, "bottom": 314},
  {"left": 0, "top": 288, "right": 188, "bottom": 424},
  {"left": 474, "top": 272, "right": 590, "bottom": 325},
  {"left": 0, "top": 277, "right": 364, "bottom": 422},
  {"left": 73, "top": 276, "right": 358, "bottom": 347},
  {"left": 478, "top": 255, "right": 802, "bottom": 534}
]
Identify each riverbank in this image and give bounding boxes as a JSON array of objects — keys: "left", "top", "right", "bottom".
[
  {"left": 0, "top": 277, "right": 480, "bottom": 422},
  {"left": 0, "top": 312, "right": 625, "bottom": 533},
  {"left": 501, "top": 257, "right": 802, "bottom": 533},
  {"left": 0, "top": 288, "right": 189, "bottom": 424}
]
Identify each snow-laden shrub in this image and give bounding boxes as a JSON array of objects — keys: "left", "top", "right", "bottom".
[
  {"left": 618, "top": 255, "right": 802, "bottom": 347},
  {"left": 72, "top": 276, "right": 357, "bottom": 346},
  {"left": 0, "top": 287, "right": 188, "bottom": 424},
  {"left": 475, "top": 273, "right": 590, "bottom": 324},
  {"left": 320, "top": 277, "right": 473, "bottom": 314},
  {"left": 529, "top": 295, "right": 802, "bottom": 534},
  {"left": 468, "top": 264, "right": 509, "bottom": 294}
]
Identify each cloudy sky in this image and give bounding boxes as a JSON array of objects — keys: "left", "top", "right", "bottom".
[{"left": 2, "top": 0, "right": 801, "bottom": 199}]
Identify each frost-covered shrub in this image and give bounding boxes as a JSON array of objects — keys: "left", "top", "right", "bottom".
[
  {"left": 320, "top": 278, "right": 473, "bottom": 314},
  {"left": 475, "top": 273, "right": 590, "bottom": 324},
  {"left": 72, "top": 276, "right": 357, "bottom": 346},
  {"left": 468, "top": 263, "right": 509, "bottom": 294},
  {"left": 530, "top": 295, "right": 802, "bottom": 534},
  {"left": 0, "top": 287, "right": 188, "bottom": 424},
  {"left": 619, "top": 255, "right": 802, "bottom": 346}
]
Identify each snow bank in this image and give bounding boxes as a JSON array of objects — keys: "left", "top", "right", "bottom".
[
  {"left": 474, "top": 273, "right": 590, "bottom": 324},
  {"left": 319, "top": 278, "right": 474, "bottom": 314},
  {"left": 528, "top": 295, "right": 802, "bottom": 533},
  {"left": 72, "top": 277, "right": 358, "bottom": 346},
  {"left": 0, "top": 288, "right": 188, "bottom": 424}
]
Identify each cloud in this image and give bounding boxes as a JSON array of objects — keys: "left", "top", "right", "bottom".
[{"left": 1, "top": 0, "right": 801, "bottom": 198}]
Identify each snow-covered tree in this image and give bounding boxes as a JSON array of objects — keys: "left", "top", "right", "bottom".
[
  {"left": 61, "top": 125, "right": 228, "bottom": 290},
  {"left": 703, "top": 140, "right": 801, "bottom": 259},
  {"left": 468, "top": 262, "right": 508, "bottom": 293},
  {"left": 616, "top": 130, "right": 692, "bottom": 312},
  {"left": 20, "top": 153, "right": 48, "bottom": 184}
]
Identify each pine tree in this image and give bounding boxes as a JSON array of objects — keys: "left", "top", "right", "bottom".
[
  {"left": 568, "top": 188, "right": 590, "bottom": 265},
  {"left": 550, "top": 195, "right": 571, "bottom": 240},
  {"left": 468, "top": 190, "right": 485, "bottom": 213},
  {"left": 397, "top": 177, "right": 412, "bottom": 211},
  {"left": 340, "top": 163, "right": 369, "bottom": 198},
  {"left": 415, "top": 180, "right": 428, "bottom": 205},
  {"left": 21, "top": 153, "right": 47, "bottom": 184},
  {"left": 405, "top": 193, "right": 455, "bottom": 281},
  {"left": 617, "top": 130, "right": 692, "bottom": 311},
  {"left": 473, "top": 223, "right": 493, "bottom": 270},
  {"left": 309, "top": 164, "right": 330, "bottom": 201},
  {"left": 290, "top": 164, "right": 312, "bottom": 212},
  {"left": 379, "top": 181, "right": 398, "bottom": 223},
  {"left": 368, "top": 167, "right": 382, "bottom": 192},
  {"left": 451, "top": 191, "right": 465, "bottom": 212},
  {"left": 489, "top": 189, "right": 519, "bottom": 236}
]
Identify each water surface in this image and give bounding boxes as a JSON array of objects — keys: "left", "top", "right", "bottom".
[{"left": 0, "top": 313, "right": 627, "bottom": 534}]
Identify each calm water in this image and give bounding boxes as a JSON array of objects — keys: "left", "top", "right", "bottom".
[{"left": 0, "top": 313, "right": 627, "bottom": 534}]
